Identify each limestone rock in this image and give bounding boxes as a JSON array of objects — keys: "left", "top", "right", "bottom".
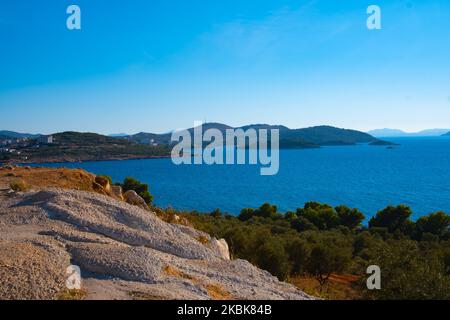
[
  {"left": 94, "top": 176, "right": 111, "bottom": 193},
  {"left": 209, "top": 237, "right": 231, "bottom": 261},
  {"left": 111, "top": 185, "right": 124, "bottom": 200},
  {"left": 0, "top": 188, "right": 315, "bottom": 300},
  {"left": 123, "top": 190, "right": 150, "bottom": 211}
]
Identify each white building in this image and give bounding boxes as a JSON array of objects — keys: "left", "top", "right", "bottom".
[{"left": 38, "top": 135, "right": 54, "bottom": 144}]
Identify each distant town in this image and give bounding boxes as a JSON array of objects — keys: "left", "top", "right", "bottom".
[{"left": 0, "top": 135, "right": 54, "bottom": 161}]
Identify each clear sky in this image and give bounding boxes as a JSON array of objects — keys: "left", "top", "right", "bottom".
[{"left": 1, "top": 0, "right": 449, "bottom": 134}]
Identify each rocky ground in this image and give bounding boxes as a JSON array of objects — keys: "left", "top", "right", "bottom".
[{"left": 0, "top": 167, "right": 314, "bottom": 300}]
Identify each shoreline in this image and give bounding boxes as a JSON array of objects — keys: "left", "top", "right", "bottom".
[
  {"left": 4, "top": 154, "right": 173, "bottom": 166},
  {"left": 3, "top": 141, "right": 401, "bottom": 166}
]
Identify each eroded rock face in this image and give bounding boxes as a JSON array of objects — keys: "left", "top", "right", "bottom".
[
  {"left": 111, "top": 185, "right": 124, "bottom": 200},
  {"left": 123, "top": 190, "right": 149, "bottom": 211},
  {"left": 0, "top": 189, "right": 315, "bottom": 300},
  {"left": 209, "top": 238, "right": 231, "bottom": 261},
  {"left": 94, "top": 176, "right": 111, "bottom": 193},
  {"left": 40, "top": 189, "right": 214, "bottom": 260}
]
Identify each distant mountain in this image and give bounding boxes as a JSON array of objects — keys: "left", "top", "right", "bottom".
[
  {"left": 125, "top": 132, "right": 173, "bottom": 145},
  {"left": 239, "top": 124, "right": 290, "bottom": 131},
  {"left": 367, "top": 129, "right": 408, "bottom": 137},
  {"left": 0, "top": 130, "right": 41, "bottom": 139},
  {"left": 283, "top": 126, "right": 377, "bottom": 146},
  {"left": 123, "top": 123, "right": 233, "bottom": 146},
  {"left": 368, "top": 128, "right": 450, "bottom": 137},
  {"left": 124, "top": 123, "right": 385, "bottom": 149},
  {"left": 415, "top": 129, "right": 450, "bottom": 136},
  {"left": 2, "top": 126, "right": 390, "bottom": 163},
  {"left": 108, "top": 133, "right": 129, "bottom": 137}
]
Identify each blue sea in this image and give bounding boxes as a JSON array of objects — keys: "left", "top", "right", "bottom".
[{"left": 34, "top": 137, "right": 450, "bottom": 221}]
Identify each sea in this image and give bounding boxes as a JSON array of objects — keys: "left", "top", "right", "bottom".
[{"left": 33, "top": 137, "right": 450, "bottom": 221}]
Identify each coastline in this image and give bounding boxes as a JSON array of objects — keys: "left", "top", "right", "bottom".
[{"left": 6, "top": 154, "right": 173, "bottom": 166}]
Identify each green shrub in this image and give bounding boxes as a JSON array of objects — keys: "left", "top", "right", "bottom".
[
  {"left": 362, "top": 240, "right": 450, "bottom": 300},
  {"left": 182, "top": 201, "right": 450, "bottom": 299},
  {"left": 285, "top": 238, "right": 310, "bottom": 275},
  {"left": 369, "top": 205, "right": 413, "bottom": 234},
  {"left": 306, "top": 244, "right": 351, "bottom": 290},
  {"left": 118, "top": 177, "right": 153, "bottom": 205},
  {"left": 254, "top": 239, "right": 290, "bottom": 281},
  {"left": 415, "top": 211, "right": 450, "bottom": 240}
]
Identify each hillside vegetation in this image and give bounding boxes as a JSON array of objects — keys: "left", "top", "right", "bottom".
[
  {"left": 1, "top": 125, "right": 392, "bottom": 164},
  {"left": 180, "top": 202, "right": 450, "bottom": 299},
  {"left": 3, "top": 132, "right": 171, "bottom": 163},
  {"left": 125, "top": 124, "right": 387, "bottom": 149}
]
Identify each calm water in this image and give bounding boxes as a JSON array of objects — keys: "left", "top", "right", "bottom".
[{"left": 34, "top": 137, "right": 450, "bottom": 221}]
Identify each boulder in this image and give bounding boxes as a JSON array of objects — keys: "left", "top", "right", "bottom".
[
  {"left": 123, "top": 190, "right": 150, "bottom": 211},
  {"left": 94, "top": 176, "right": 111, "bottom": 193},
  {"left": 111, "top": 185, "right": 124, "bottom": 200},
  {"left": 209, "top": 237, "right": 230, "bottom": 261},
  {"left": 92, "top": 182, "right": 108, "bottom": 195}
]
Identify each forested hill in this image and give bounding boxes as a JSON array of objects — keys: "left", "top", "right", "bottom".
[
  {"left": 1, "top": 131, "right": 170, "bottom": 163},
  {"left": 1, "top": 125, "right": 393, "bottom": 163},
  {"left": 124, "top": 124, "right": 390, "bottom": 149}
]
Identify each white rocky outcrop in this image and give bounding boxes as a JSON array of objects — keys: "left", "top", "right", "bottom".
[
  {"left": 0, "top": 188, "right": 315, "bottom": 300},
  {"left": 209, "top": 238, "right": 231, "bottom": 261}
]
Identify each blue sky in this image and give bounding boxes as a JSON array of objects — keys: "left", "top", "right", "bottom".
[{"left": 1, "top": 0, "right": 450, "bottom": 134}]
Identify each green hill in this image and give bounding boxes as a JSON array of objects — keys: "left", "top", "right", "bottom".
[
  {"left": 125, "top": 124, "right": 385, "bottom": 149},
  {"left": 5, "top": 132, "right": 171, "bottom": 163}
]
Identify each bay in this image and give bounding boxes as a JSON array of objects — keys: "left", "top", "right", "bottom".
[{"left": 34, "top": 137, "right": 450, "bottom": 221}]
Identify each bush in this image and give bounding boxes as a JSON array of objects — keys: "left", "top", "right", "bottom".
[
  {"left": 335, "top": 205, "right": 365, "bottom": 230},
  {"left": 415, "top": 211, "right": 450, "bottom": 240},
  {"left": 296, "top": 203, "right": 340, "bottom": 230},
  {"left": 285, "top": 238, "right": 310, "bottom": 275},
  {"left": 291, "top": 216, "right": 317, "bottom": 232},
  {"left": 183, "top": 201, "right": 450, "bottom": 299},
  {"left": 118, "top": 177, "right": 153, "bottom": 205},
  {"left": 254, "top": 239, "right": 290, "bottom": 281},
  {"left": 306, "top": 244, "right": 351, "bottom": 290},
  {"left": 239, "top": 203, "right": 280, "bottom": 221},
  {"left": 362, "top": 240, "right": 450, "bottom": 300},
  {"left": 369, "top": 205, "right": 413, "bottom": 234}
]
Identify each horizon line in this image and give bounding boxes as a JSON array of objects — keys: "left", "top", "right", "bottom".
[{"left": 1, "top": 123, "right": 450, "bottom": 137}]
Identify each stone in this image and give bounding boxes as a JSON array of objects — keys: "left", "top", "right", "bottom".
[
  {"left": 123, "top": 190, "right": 150, "bottom": 211},
  {"left": 95, "top": 176, "right": 111, "bottom": 193},
  {"left": 111, "top": 185, "right": 124, "bottom": 200},
  {"left": 209, "top": 237, "right": 230, "bottom": 261}
]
